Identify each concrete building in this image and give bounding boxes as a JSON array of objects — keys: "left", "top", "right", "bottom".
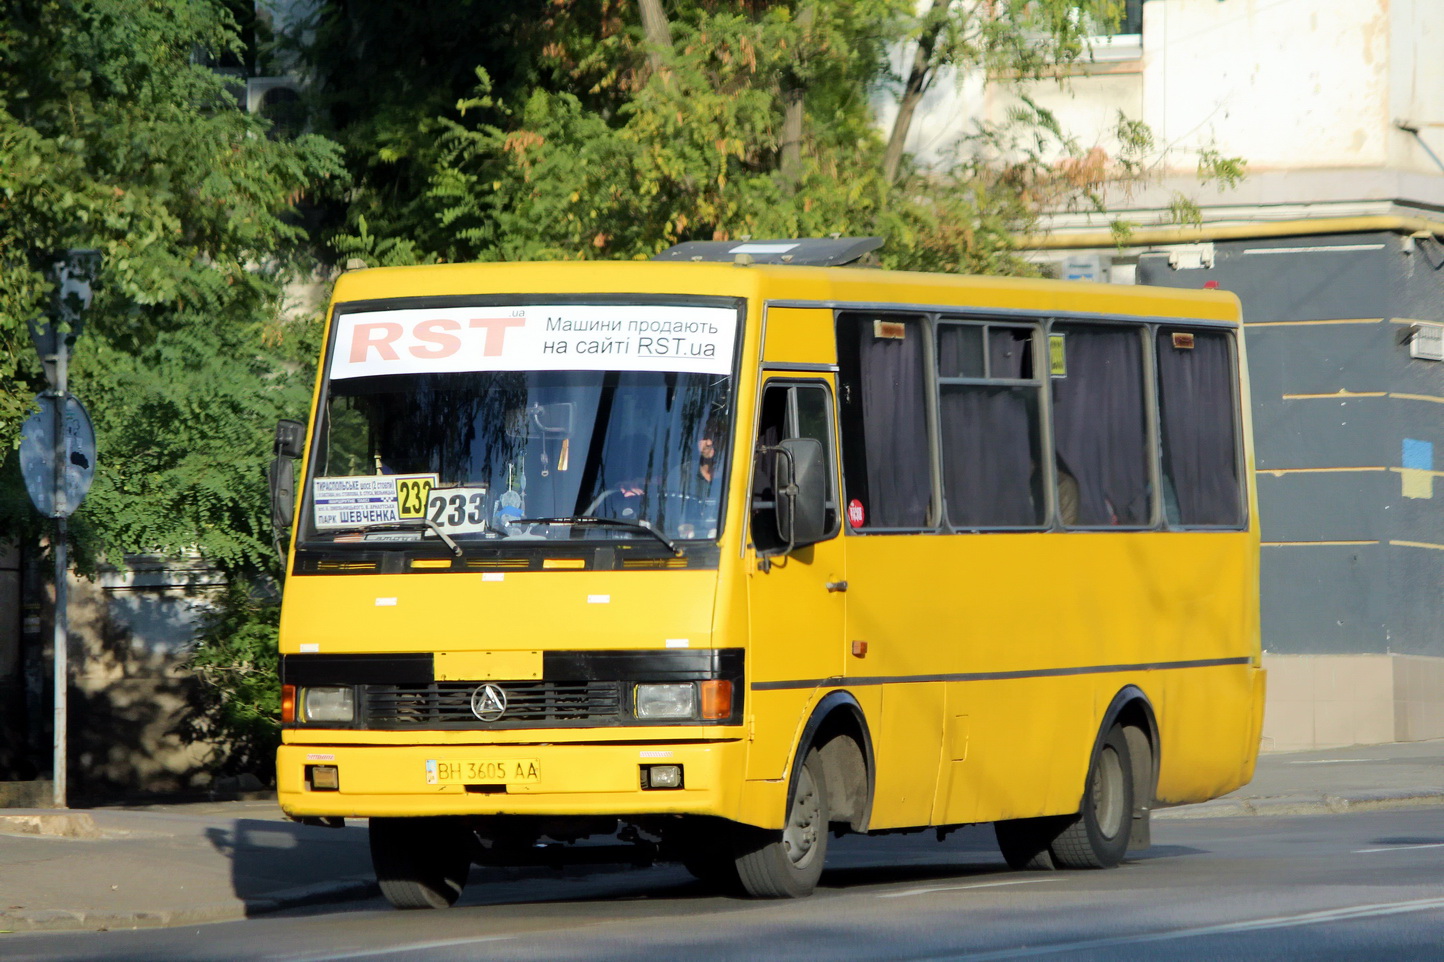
[{"left": 908, "top": 0, "right": 1444, "bottom": 749}]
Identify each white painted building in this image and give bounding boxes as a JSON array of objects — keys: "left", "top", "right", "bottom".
[{"left": 912, "top": 0, "right": 1444, "bottom": 751}]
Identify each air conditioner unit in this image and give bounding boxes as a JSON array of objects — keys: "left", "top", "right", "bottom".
[
  {"left": 1409, "top": 324, "right": 1444, "bottom": 362},
  {"left": 245, "top": 76, "right": 302, "bottom": 115}
]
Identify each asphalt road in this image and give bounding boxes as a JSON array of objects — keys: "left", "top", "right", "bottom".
[{"left": 8, "top": 807, "right": 1444, "bottom": 961}]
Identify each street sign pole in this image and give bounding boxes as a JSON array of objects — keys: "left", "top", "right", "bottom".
[
  {"left": 22, "top": 247, "right": 100, "bottom": 810},
  {"left": 50, "top": 340, "right": 69, "bottom": 810}
]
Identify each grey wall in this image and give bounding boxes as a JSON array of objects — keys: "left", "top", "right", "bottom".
[{"left": 1139, "top": 231, "right": 1444, "bottom": 657}]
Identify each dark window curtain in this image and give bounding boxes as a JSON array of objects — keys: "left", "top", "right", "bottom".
[
  {"left": 989, "top": 327, "right": 1032, "bottom": 378},
  {"left": 1051, "top": 325, "right": 1150, "bottom": 525},
  {"left": 1156, "top": 330, "right": 1242, "bottom": 526},
  {"left": 938, "top": 325, "right": 983, "bottom": 377},
  {"left": 837, "top": 314, "right": 931, "bottom": 528},
  {"left": 940, "top": 387, "right": 1042, "bottom": 527}
]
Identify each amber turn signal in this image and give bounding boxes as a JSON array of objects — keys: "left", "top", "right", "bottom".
[{"left": 699, "top": 679, "right": 733, "bottom": 720}]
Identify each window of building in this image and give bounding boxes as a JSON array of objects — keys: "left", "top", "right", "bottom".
[
  {"left": 836, "top": 313, "right": 933, "bottom": 530},
  {"left": 936, "top": 322, "right": 1046, "bottom": 528},
  {"left": 1108, "top": 0, "right": 1143, "bottom": 36},
  {"left": 1155, "top": 329, "right": 1243, "bottom": 527},
  {"left": 1050, "top": 323, "right": 1151, "bottom": 526}
]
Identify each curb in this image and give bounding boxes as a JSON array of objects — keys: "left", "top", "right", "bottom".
[
  {"left": 1155, "top": 788, "right": 1444, "bottom": 820},
  {"left": 0, "top": 876, "right": 379, "bottom": 934},
  {"left": 0, "top": 812, "right": 104, "bottom": 840}
]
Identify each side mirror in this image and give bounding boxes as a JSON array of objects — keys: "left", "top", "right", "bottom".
[
  {"left": 269, "top": 455, "right": 296, "bottom": 531},
  {"left": 269, "top": 419, "right": 304, "bottom": 539},
  {"left": 771, "top": 437, "right": 827, "bottom": 550},
  {"left": 274, "top": 419, "right": 306, "bottom": 459}
]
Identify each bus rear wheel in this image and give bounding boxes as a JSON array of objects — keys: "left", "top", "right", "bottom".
[
  {"left": 733, "top": 749, "right": 829, "bottom": 898},
  {"left": 994, "top": 815, "right": 1068, "bottom": 870},
  {"left": 1051, "top": 724, "right": 1134, "bottom": 869},
  {"left": 369, "top": 816, "right": 473, "bottom": 909}
]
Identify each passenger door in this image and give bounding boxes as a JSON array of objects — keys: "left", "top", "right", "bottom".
[{"left": 744, "top": 379, "right": 847, "bottom": 780}]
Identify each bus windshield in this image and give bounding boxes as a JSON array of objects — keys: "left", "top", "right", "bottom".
[
  {"left": 303, "top": 301, "right": 737, "bottom": 548},
  {"left": 309, "top": 370, "right": 732, "bottom": 545}
]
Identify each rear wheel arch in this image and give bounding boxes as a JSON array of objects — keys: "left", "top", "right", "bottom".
[{"left": 1096, "top": 686, "right": 1159, "bottom": 852}]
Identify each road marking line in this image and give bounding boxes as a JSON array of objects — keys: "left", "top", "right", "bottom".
[
  {"left": 1354, "top": 842, "right": 1444, "bottom": 853},
  {"left": 286, "top": 936, "right": 516, "bottom": 962},
  {"left": 942, "top": 897, "right": 1444, "bottom": 959},
  {"left": 878, "top": 878, "right": 1059, "bottom": 899},
  {"left": 1288, "top": 758, "right": 1369, "bottom": 764}
]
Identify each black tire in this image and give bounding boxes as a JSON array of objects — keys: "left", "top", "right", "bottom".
[
  {"left": 1050, "top": 724, "right": 1134, "bottom": 869},
  {"left": 369, "top": 816, "right": 473, "bottom": 909},
  {"left": 672, "top": 818, "right": 742, "bottom": 891},
  {"left": 681, "top": 844, "right": 742, "bottom": 891},
  {"left": 733, "top": 749, "right": 829, "bottom": 898},
  {"left": 994, "top": 815, "right": 1069, "bottom": 870}
]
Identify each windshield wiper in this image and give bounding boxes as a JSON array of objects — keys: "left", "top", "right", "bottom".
[
  {"left": 514, "top": 516, "right": 684, "bottom": 557},
  {"left": 326, "top": 518, "right": 463, "bottom": 557}
]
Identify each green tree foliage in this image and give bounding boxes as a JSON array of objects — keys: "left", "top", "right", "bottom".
[
  {"left": 0, "top": 1, "right": 341, "bottom": 777},
  {"left": 178, "top": 576, "right": 283, "bottom": 781},
  {"left": 300, "top": 0, "right": 1234, "bottom": 274},
  {"left": 0, "top": 0, "right": 341, "bottom": 572}
]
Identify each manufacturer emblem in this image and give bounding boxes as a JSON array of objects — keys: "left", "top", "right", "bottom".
[{"left": 470, "top": 683, "right": 508, "bottom": 722}]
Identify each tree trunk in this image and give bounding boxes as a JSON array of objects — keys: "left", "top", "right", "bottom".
[
  {"left": 882, "top": 0, "right": 951, "bottom": 184},
  {"left": 778, "top": 6, "right": 815, "bottom": 192},
  {"left": 638, "top": 0, "right": 672, "bottom": 76}
]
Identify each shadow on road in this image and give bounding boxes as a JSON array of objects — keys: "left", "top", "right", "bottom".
[{"left": 204, "top": 818, "right": 374, "bottom": 908}]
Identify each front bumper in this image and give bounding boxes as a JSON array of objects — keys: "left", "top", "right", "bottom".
[{"left": 277, "top": 737, "right": 747, "bottom": 819}]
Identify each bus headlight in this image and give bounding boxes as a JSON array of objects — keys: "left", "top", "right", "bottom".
[
  {"left": 634, "top": 683, "right": 696, "bottom": 720},
  {"left": 300, "top": 686, "right": 355, "bottom": 723}
]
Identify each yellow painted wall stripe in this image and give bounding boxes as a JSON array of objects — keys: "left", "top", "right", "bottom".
[
  {"left": 1258, "top": 467, "right": 1386, "bottom": 477},
  {"left": 1261, "top": 541, "right": 1379, "bottom": 547},
  {"left": 1273, "top": 391, "right": 1444, "bottom": 405},
  {"left": 1247, "top": 318, "right": 1384, "bottom": 327}
]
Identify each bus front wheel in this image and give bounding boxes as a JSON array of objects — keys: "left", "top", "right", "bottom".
[
  {"left": 369, "top": 816, "right": 473, "bottom": 909},
  {"left": 732, "top": 749, "right": 829, "bottom": 898},
  {"left": 1051, "top": 724, "right": 1134, "bottom": 869}
]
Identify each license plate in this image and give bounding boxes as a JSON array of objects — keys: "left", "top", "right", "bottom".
[{"left": 425, "top": 758, "right": 540, "bottom": 785}]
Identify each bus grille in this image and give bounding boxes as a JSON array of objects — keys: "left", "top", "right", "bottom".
[{"left": 362, "top": 680, "right": 623, "bottom": 729}]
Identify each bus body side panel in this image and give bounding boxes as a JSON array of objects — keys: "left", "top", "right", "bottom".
[{"left": 843, "top": 529, "right": 1257, "bottom": 830}]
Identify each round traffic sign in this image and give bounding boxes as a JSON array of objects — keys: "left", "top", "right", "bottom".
[{"left": 19, "top": 394, "right": 96, "bottom": 518}]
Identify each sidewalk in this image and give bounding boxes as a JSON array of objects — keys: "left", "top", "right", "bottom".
[
  {"left": 1154, "top": 738, "right": 1444, "bottom": 819},
  {"left": 0, "top": 799, "right": 376, "bottom": 933},
  {"left": 1, "top": 740, "right": 1441, "bottom": 933}
]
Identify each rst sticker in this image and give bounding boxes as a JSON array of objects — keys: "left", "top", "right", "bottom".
[
  {"left": 329, "top": 304, "right": 737, "bottom": 379},
  {"left": 847, "top": 499, "right": 866, "bottom": 528}
]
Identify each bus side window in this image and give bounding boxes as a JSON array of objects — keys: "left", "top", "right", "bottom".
[
  {"left": 936, "top": 322, "right": 1045, "bottom": 528},
  {"left": 752, "top": 382, "right": 839, "bottom": 553},
  {"left": 1050, "top": 324, "right": 1151, "bottom": 527},
  {"left": 836, "top": 313, "right": 932, "bottom": 529},
  {"left": 1156, "top": 329, "right": 1244, "bottom": 527}
]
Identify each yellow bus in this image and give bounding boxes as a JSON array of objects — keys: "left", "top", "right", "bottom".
[{"left": 271, "top": 239, "right": 1264, "bottom": 908}]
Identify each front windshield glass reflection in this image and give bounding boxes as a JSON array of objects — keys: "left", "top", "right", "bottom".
[{"left": 308, "top": 370, "right": 732, "bottom": 546}]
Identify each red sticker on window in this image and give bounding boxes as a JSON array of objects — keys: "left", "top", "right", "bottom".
[{"left": 847, "top": 499, "right": 866, "bottom": 528}]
